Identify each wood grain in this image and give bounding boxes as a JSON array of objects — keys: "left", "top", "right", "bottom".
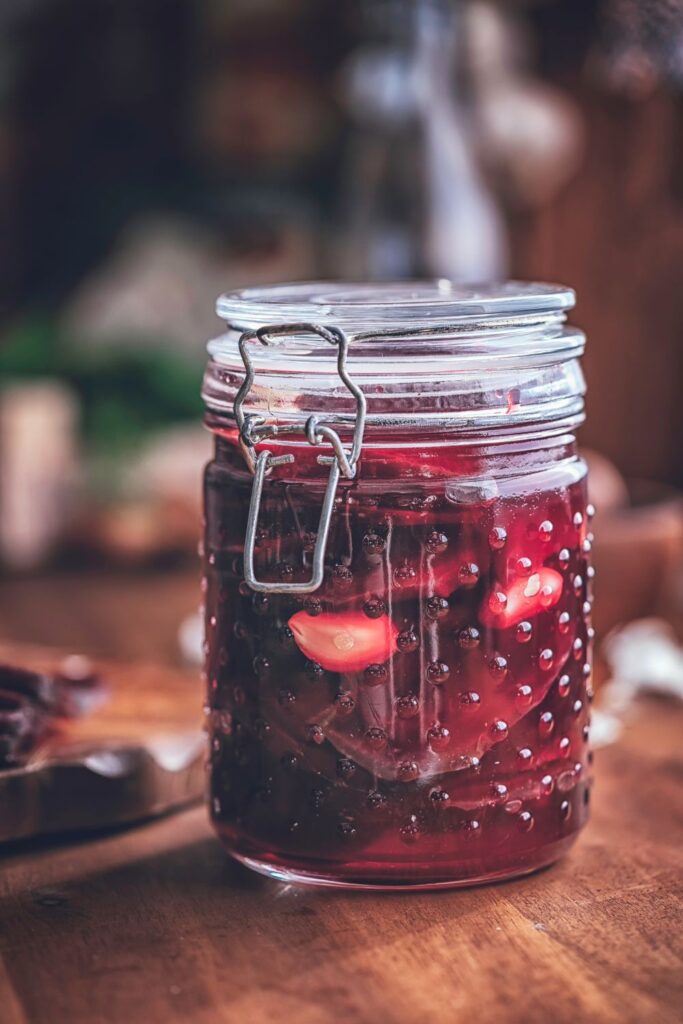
[
  {"left": 0, "top": 567, "right": 199, "bottom": 664},
  {"left": 0, "top": 570, "right": 681, "bottom": 1024},
  {"left": 0, "top": 702, "right": 681, "bottom": 1023},
  {"left": 0, "top": 643, "right": 204, "bottom": 844}
]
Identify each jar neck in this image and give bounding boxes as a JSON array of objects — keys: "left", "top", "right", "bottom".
[
  {"left": 205, "top": 338, "right": 584, "bottom": 444},
  {"left": 209, "top": 417, "right": 581, "bottom": 484},
  {"left": 205, "top": 285, "right": 585, "bottom": 444}
]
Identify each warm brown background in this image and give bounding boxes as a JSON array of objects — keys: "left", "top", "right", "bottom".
[
  {"left": 1, "top": 0, "right": 682, "bottom": 487},
  {"left": 1, "top": 570, "right": 682, "bottom": 1024},
  {"left": 514, "top": 89, "right": 683, "bottom": 484}
]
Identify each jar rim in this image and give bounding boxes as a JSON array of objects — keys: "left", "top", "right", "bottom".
[
  {"left": 204, "top": 279, "right": 585, "bottom": 437},
  {"left": 216, "top": 279, "right": 575, "bottom": 332}
]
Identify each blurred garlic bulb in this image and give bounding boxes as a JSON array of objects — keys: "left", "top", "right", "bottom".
[
  {"left": 465, "top": 1, "right": 585, "bottom": 209},
  {"left": 337, "top": 0, "right": 507, "bottom": 283}
]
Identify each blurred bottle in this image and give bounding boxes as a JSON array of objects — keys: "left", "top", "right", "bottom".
[
  {"left": 337, "top": 0, "right": 506, "bottom": 282},
  {"left": 0, "top": 382, "right": 80, "bottom": 570}
]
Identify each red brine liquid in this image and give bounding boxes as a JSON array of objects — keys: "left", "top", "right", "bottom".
[{"left": 204, "top": 433, "right": 593, "bottom": 888}]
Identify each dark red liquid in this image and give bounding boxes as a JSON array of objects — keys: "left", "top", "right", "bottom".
[{"left": 204, "top": 434, "right": 592, "bottom": 887}]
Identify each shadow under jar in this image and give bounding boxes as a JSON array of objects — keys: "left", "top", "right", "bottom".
[{"left": 202, "top": 282, "right": 593, "bottom": 889}]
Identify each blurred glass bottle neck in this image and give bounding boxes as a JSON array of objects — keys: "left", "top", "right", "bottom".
[
  {"left": 351, "top": 0, "right": 460, "bottom": 120},
  {"left": 338, "top": 0, "right": 506, "bottom": 282}
]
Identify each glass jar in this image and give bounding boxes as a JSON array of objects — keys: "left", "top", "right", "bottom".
[{"left": 202, "top": 281, "right": 593, "bottom": 889}]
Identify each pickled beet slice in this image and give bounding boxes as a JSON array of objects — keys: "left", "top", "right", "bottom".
[
  {"left": 247, "top": 545, "right": 466, "bottom": 606},
  {"left": 415, "top": 765, "right": 567, "bottom": 812},
  {"left": 500, "top": 678, "right": 588, "bottom": 774},
  {"left": 322, "top": 555, "right": 463, "bottom": 609},
  {"left": 288, "top": 611, "right": 398, "bottom": 673},
  {"left": 481, "top": 569, "right": 563, "bottom": 628},
  {"left": 323, "top": 722, "right": 478, "bottom": 784},
  {"left": 322, "top": 629, "right": 575, "bottom": 781}
]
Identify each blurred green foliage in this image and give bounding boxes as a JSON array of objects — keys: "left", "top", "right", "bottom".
[{"left": 0, "top": 316, "right": 203, "bottom": 456}]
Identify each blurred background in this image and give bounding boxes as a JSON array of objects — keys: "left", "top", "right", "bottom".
[{"left": 0, "top": 0, "right": 681, "bottom": 669}]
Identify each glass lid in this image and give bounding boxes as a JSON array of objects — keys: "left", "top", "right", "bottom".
[
  {"left": 216, "top": 280, "right": 575, "bottom": 333},
  {"left": 204, "top": 279, "right": 585, "bottom": 434}
]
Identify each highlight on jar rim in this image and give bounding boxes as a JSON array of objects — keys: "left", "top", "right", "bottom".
[{"left": 201, "top": 279, "right": 593, "bottom": 889}]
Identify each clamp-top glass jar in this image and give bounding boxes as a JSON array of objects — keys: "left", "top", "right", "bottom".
[{"left": 202, "top": 281, "right": 593, "bottom": 889}]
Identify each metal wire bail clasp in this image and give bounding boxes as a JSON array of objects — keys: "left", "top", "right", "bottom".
[{"left": 234, "top": 322, "right": 366, "bottom": 594}]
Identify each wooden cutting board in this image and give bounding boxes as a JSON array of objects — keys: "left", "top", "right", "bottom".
[{"left": 0, "top": 643, "right": 205, "bottom": 844}]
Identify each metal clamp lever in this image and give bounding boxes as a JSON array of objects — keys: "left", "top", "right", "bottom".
[{"left": 233, "top": 322, "right": 366, "bottom": 594}]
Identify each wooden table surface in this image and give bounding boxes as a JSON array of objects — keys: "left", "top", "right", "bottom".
[{"left": 1, "top": 568, "right": 682, "bottom": 1024}]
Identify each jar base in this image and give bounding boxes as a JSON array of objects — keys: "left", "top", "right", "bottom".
[{"left": 223, "top": 834, "right": 580, "bottom": 891}]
